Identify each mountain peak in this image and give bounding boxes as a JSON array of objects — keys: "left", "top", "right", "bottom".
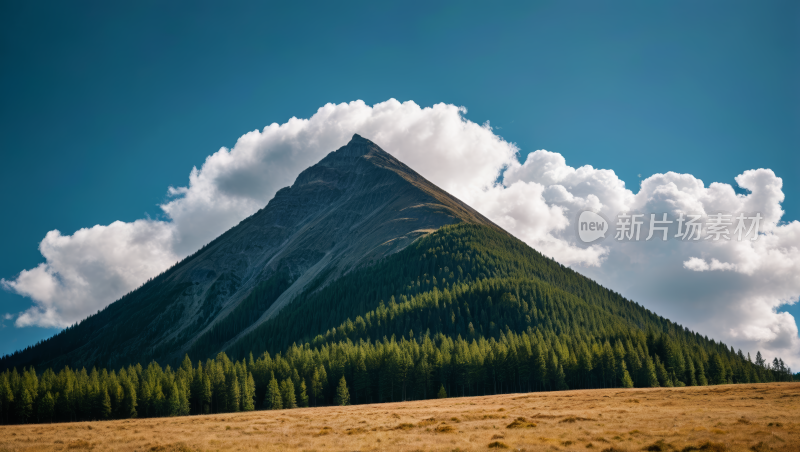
[
  {"left": 331, "top": 133, "right": 380, "bottom": 158},
  {"left": 2, "top": 136, "right": 499, "bottom": 370}
]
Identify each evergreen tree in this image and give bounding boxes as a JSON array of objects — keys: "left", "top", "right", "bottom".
[
  {"left": 298, "top": 380, "right": 309, "bottom": 408},
  {"left": 755, "top": 351, "right": 765, "bottom": 367},
  {"left": 122, "top": 380, "right": 137, "bottom": 418},
  {"left": 643, "top": 355, "right": 659, "bottom": 388},
  {"left": 280, "top": 379, "right": 297, "bottom": 409},
  {"left": 555, "top": 365, "right": 569, "bottom": 391},
  {"left": 685, "top": 357, "right": 697, "bottom": 386},
  {"left": 437, "top": 384, "right": 447, "bottom": 399},
  {"left": 16, "top": 388, "right": 33, "bottom": 424},
  {"left": 354, "top": 354, "right": 368, "bottom": 404},
  {"left": 228, "top": 375, "right": 241, "bottom": 412},
  {"left": 695, "top": 358, "right": 709, "bottom": 386},
  {"left": 167, "top": 382, "right": 181, "bottom": 417},
  {"left": 655, "top": 355, "right": 672, "bottom": 387},
  {"left": 201, "top": 375, "right": 212, "bottom": 414},
  {"left": 312, "top": 366, "right": 326, "bottom": 406},
  {"left": 100, "top": 388, "right": 113, "bottom": 420},
  {"left": 242, "top": 374, "right": 256, "bottom": 411},
  {"left": 179, "top": 380, "right": 191, "bottom": 416},
  {"left": 39, "top": 391, "right": 55, "bottom": 423},
  {"left": 334, "top": 377, "right": 350, "bottom": 406},
  {"left": 533, "top": 344, "right": 547, "bottom": 391},
  {"left": 709, "top": 353, "right": 727, "bottom": 385},
  {"left": 265, "top": 374, "right": 282, "bottom": 410},
  {"left": 616, "top": 357, "right": 634, "bottom": 389}
]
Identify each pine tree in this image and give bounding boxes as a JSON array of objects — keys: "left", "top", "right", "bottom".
[
  {"left": 755, "top": 351, "right": 765, "bottom": 367},
  {"left": 39, "top": 391, "right": 55, "bottom": 423},
  {"left": 179, "top": 380, "right": 191, "bottom": 416},
  {"left": 621, "top": 368, "right": 634, "bottom": 388},
  {"left": 122, "top": 380, "right": 137, "bottom": 418},
  {"left": 280, "top": 379, "right": 297, "bottom": 409},
  {"left": 533, "top": 344, "right": 547, "bottom": 391},
  {"left": 643, "top": 355, "right": 659, "bottom": 388},
  {"left": 555, "top": 365, "right": 569, "bottom": 391},
  {"left": 617, "top": 358, "right": 634, "bottom": 389},
  {"left": 685, "top": 356, "right": 697, "bottom": 386},
  {"left": 298, "top": 380, "right": 309, "bottom": 408},
  {"left": 265, "top": 374, "right": 282, "bottom": 410},
  {"left": 167, "top": 382, "right": 181, "bottom": 416},
  {"left": 242, "top": 374, "right": 256, "bottom": 411},
  {"left": 201, "top": 375, "right": 213, "bottom": 414},
  {"left": 709, "top": 353, "right": 726, "bottom": 385},
  {"left": 696, "top": 358, "right": 709, "bottom": 386},
  {"left": 228, "top": 375, "right": 241, "bottom": 412},
  {"left": 100, "top": 388, "right": 112, "bottom": 420},
  {"left": 655, "top": 355, "right": 673, "bottom": 387},
  {"left": 437, "top": 384, "right": 447, "bottom": 399},
  {"left": 354, "top": 354, "right": 368, "bottom": 404},
  {"left": 17, "top": 387, "right": 33, "bottom": 424},
  {"left": 311, "top": 367, "right": 325, "bottom": 406},
  {"left": 334, "top": 376, "right": 350, "bottom": 406}
]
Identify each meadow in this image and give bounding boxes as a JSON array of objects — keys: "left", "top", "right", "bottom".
[{"left": 1, "top": 382, "right": 797, "bottom": 452}]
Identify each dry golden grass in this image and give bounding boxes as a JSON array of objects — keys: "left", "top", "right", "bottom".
[{"left": 1, "top": 382, "right": 798, "bottom": 451}]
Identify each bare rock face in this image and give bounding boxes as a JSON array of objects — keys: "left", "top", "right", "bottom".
[{"left": 4, "top": 134, "right": 498, "bottom": 370}]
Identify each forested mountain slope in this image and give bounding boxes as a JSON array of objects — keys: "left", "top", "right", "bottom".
[
  {"left": 0, "top": 135, "right": 498, "bottom": 372},
  {"left": 0, "top": 134, "right": 794, "bottom": 425},
  {"left": 1, "top": 224, "right": 792, "bottom": 425}
]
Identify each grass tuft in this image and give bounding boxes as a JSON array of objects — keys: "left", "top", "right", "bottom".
[
  {"left": 506, "top": 417, "right": 537, "bottom": 429},
  {"left": 488, "top": 441, "right": 510, "bottom": 449},
  {"left": 66, "top": 439, "right": 93, "bottom": 450},
  {"left": 643, "top": 440, "right": 670, "bottom": 451},
  {"left": 417, "top": 417, "right": 437, "bottom": 427},
  {"left": 435, "top": 423, "right": 456, "bottom": 433}
]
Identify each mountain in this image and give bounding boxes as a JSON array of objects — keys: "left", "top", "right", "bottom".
[
  {"left": 1, "top": 134, "right": 792, "bottom": 424},
  {"left": 1, "top": 134, "right": 498, "bottom": 371}
]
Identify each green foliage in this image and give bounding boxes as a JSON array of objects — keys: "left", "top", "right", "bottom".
[
  {"left": 280, "top": 379, "right": 297, "bottom": 409},
  {"left": 0, "top": 225, "right": 792, "bottom": 425},
  {"left": 242, "top": 373, "right": 256, "bottom": 411},
  {"left": 437, "top": 384, "right": 447, "bottom": 399},
  {"left": 265, "top": 374, "right": 282, "bottom": 410},
  {"left": 298, "top": 380, "right": 309, "bottom": 408},
  {"left": 335, "top": 377, "right": 349, "bottom": 406}
]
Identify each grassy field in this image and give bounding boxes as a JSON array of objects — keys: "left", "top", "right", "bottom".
[{"left": 1, "top": 382, "right": 798, "bottom": 452}]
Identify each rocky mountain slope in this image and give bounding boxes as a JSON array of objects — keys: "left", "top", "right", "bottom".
[{"left": 1, "top": 135, "right": 499, "bottom": 370}]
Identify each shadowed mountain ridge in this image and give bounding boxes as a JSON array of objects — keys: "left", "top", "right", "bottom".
[{"left": 1, "top": 134, "right": 499, "bottom": 370}]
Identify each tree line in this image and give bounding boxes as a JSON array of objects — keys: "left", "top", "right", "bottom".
[
  {"left": 1, "top": 224, "right": 794, "bottom": 425},
  {"left": 1, "top": 327, "right": 793, "bottom": 425}
]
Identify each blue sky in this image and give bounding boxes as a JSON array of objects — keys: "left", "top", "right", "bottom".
[{"left": 1, "top": 0, "right": 798, "bottom": 356}]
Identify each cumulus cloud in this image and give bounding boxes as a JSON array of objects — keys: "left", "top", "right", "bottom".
[
  {"left": 2, "top": 99, "right": 799, "bottom": 368},
  {"left": 3, "top": 220, "right": 177, "bottom": 328},
  {"left": 2, "top": 99, "right": 525, "bottom": 328}
]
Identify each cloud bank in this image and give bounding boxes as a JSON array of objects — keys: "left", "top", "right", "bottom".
[{"left": 3, "top": 99, "right": 799, "bottom": 367}]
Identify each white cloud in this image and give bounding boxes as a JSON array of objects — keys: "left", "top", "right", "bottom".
[
  {"left": 2, "top": 99, "right": 799, "bottom": 368},
  {"left": 2, "top": 99, "right": 523, "bottom": 328},
  {"left": 3, "top": 220, "right": 177, "bottom": 328}
]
